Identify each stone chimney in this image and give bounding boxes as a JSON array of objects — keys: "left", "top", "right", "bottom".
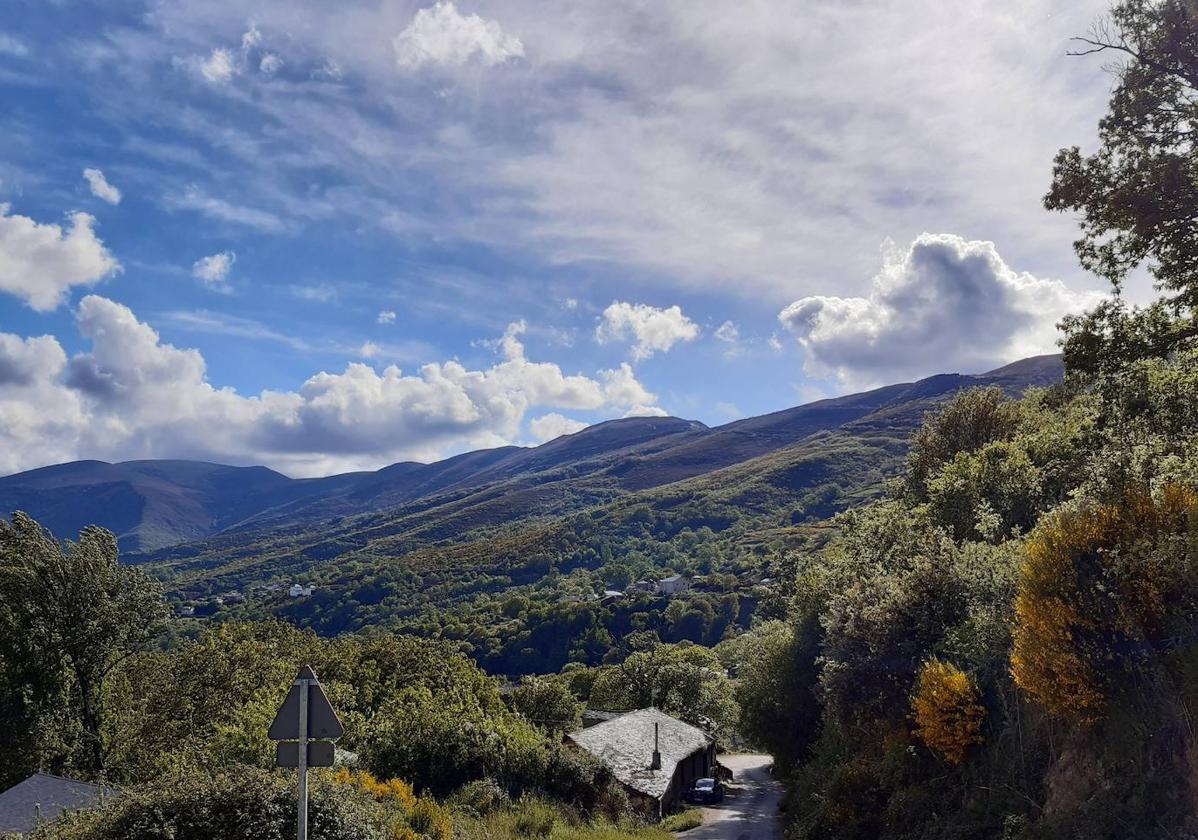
[{"left": 650, "top": 721, "right": 662, "bottom": 770}]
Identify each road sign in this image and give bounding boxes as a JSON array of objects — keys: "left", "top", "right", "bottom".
[
  {"left": 268, "top": 665, "right": 344, "bottom": 741},
  {"left": 269, "top": 666, "right": 344, "bottom": 840},
  {"left": 276, "top": 740, "right": 335, "bottom": 768}
]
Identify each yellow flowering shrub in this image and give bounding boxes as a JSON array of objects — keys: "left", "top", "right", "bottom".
[
  {"left": 1010, "top": 484, "right": 1198, "bottom": 724},
  {"left": 910, "top": 659, "right": 985, "bottom": 764}
]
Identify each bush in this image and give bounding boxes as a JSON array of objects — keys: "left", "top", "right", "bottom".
[
  {"left": 511, "top": 798, "right": 558, "bottom": 837},
  {"left": 910, "top": 659, "right": 985, "bottom": 764},
  {"left": 30, "top": 766, "right": 384, "bottom": 840},
  {"left": 451, "top": 778, "right": 511, "bottom": 817}
]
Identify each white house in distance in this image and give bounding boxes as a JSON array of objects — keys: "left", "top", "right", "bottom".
[
  {"left": 656, "top": 574, "right": 690, "bottom": 596},
  {"left": 289, "top": 583, "right": 314, "bottom": 597}
]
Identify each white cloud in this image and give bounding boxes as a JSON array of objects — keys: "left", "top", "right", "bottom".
[
  {"left": 192, "top": 250, "right": 235, "bottom": 289},
  {"left": 377, "top": 310, "right": 397, "bottom": 324},
  {"left": 767, "top": 333, "right": 783, "bottom": 352},
  {"left": 0, "top": 298, "right": 662, "bottom": 477},
  {"left": 779, "top": 233, "right": 1107, "bottom": 387},
  {"left": 82, "top": 168, "right": 122, "bottom": 205},
  {"left": 241, "top": 26, "right": 262, "bottom": 51},
  {"left": 359, "top": 341, "right": 381, "bottom": 359},
  {"left": 529, "top": 412, "right": 587, "bottom": 442},
  {"left": 595, "top": 301, "right": 699, "bottom": 361},
  {"left": 0, "top": 205, "right": 120, "bottom": 311},
  {"left": 714, "top": 321, "right": 739, "bottom": 343},
  {"left": 622, "top": 404, "right": 669, "bottom": 418},
  {"left": 259, "top": 53, "right": 283, "bottom": 75},
  {"left": 394, "top": 1, "right": 524, "bottom": 69},
  {"left": 198, "top": 47, "right": 236, "bottom": 83}
]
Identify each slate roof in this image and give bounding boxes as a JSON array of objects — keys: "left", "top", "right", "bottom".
[
  {"left": 566, "top": 708, "right": 711, "bottom": 799},
  {"left": 0, "top": 773, "right": 117, "bottom": 836}
]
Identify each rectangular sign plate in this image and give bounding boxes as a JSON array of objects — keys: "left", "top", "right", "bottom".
[{"left": 275, "top": 740, "right": 335, "bottom": 768}]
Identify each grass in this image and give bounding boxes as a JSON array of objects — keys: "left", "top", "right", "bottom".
[
  {"left": 454, "top": 798, "right": 675, "bottom": 840},
  {"left": 659, "top": 809, "right": 703, "bottom": 832}
]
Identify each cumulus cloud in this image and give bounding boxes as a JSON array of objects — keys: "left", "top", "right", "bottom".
[
  {"left": 82, "top": 169, "right": 122, "bottom": 205},
  {"left": 0, "top": 297, "right": 663, "bottom": 477},
  {"left": 595, "top": 301, "right": 699, "bottom": 361},
  {"left": 394, "top": 1, "right": 523, "bottom": 69},
  {"left": 529, "top": 412, "right": 587, "bottom": 442},
  {"left": 198, "top": 47, "right": 236, "bottom": 82},
  {"left": 779, "top": 233, "right": 1106, "bottom": 387},
  {"left": 0, "top": 205, "right": 120, "bottom": 311},
  {"left": 192, "top": 250, "right": 235, "bottom": 290},
  {"left": 377, "top": 310, "right": 397, "bottom": 324},
  {"left": 259, "top": 53, "right": 283, "bottom": 75},
  {"left": 714, "top": 321, "right": 739, "bottom": 344},
  {"left": 359, "top": 341, "right": 381, "bottom": 358}
]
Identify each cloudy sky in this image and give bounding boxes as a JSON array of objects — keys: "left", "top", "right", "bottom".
[{"left": 0, "top": 0, "right": 1122, "bottom": 476}]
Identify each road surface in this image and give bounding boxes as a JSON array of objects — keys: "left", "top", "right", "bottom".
[{"left": 679, "top": 754, "right": 780, "bottom": 840}]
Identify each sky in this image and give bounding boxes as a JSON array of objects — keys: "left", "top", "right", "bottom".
[{"left": 0, "top": 0, "right": 1126, "bottom": 477}]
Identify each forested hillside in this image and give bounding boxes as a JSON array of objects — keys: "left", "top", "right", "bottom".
[{"left": 120, "top": 356, "right": 1060, "bottom": 672}]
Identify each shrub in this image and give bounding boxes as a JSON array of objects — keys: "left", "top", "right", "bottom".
[
  {"left": 1010, "top": 484, "right": 1198, "bottom": 723},
  {"left": 451, "top": 778, "right": 511, "bottom": 817},
  {"left": 910, "top": 659, "right": 985, "bottom": 764},
  {"left": 511, "top": 798, "right": 558, "bottom": 838},
  {"left": 407, "top": 798, "right": 452, "bottom": 840},
  {"left": 30, "top": 766, "right": 383, "bottom": 840}
]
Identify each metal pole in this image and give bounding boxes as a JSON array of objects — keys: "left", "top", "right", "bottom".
[{"left": 297, "top": 676, "right": 309, "bottom": 840}]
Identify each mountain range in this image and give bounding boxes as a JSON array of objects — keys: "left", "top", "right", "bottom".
[{"left": 0, "top": 354, "right": 1065, "bottom": 558}]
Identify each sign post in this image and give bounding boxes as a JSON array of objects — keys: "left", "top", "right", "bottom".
[{"left": 269, "top": 666, "right": 344, "bottom": 840}]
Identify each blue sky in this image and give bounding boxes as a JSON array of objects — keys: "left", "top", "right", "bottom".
[{"left": 0, "top": 0, "right": 1121, "bottom": 476}]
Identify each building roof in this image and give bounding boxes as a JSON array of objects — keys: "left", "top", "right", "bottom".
[
  {"left": 0, "top": 773, "right": 117, "bottom": 835},
  {"left": 566, "top": 708, "right": 711, "bottom": 800}
]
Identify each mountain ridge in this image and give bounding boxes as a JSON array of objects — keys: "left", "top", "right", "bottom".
[{"left": 0, "top": 354, "right": 1064, "bottom": 554}]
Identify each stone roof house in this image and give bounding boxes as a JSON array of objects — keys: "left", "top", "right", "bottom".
[
  {"left": 566, "top": 708, "right": 715, "bottom": 818},
  {"left": 0, "top": 773, "right": 117, "bottom": 836}
]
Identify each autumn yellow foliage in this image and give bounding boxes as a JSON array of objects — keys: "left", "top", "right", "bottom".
[
  {"left": 910, "top": 659, "right": 985, "bottom": 764},
  {"left": 1010, "top": 484, "right": 1198, "bottom": 724},
  {"left": 334, "top": 767, "right": 418, "bottom": 810}
]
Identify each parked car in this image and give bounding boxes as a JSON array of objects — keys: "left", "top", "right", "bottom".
[{"left": 687, "top": 777, "right": 724, "bottom": 804}]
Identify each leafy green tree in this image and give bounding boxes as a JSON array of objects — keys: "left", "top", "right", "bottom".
[
  {"left": 0, "top": 514, "right": 168, "bottom": 781},
  {"left": 588, "top": 642, "right": 737, "bottom": 739},
  {"left": 507, "top": 675, "right": 581, "bottom": 734},
  {"left": 904, "top": 387, "right": 1022, "bottom": 501},
  {"left": 1046, "top": 1, "right": 1198, "bottom": 309}
]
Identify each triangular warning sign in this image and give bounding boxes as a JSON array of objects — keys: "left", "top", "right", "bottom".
[{"left": 268, "top": 665, "right": 345, "bottom": 741}]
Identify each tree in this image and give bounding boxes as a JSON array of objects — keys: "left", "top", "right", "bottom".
[
  {"left": 588, "top": 642, "right": 737, "bottom": 740},
  {"left": 905, "top": 388, "right": 1023, "bottom": 502},
  {"left": 1046, "top": 1, "right": 1198, "bottom": 371},
  {"left": 0, "top": 514, "right": 168, "bottom": 779},
  {"left": 508, "top": 675, "right": 581, "bottom": 734},
  {"left": 1046, "top": 1, "right": 1198, "bottom": 306}
]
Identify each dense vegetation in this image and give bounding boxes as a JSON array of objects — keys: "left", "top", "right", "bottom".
[{"left": 734, "top": 3, "right": 1198, "bottom": 836}]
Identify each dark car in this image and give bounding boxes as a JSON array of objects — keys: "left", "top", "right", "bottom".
[{"left": 688, "top": 777, "right": 724, "bottom": 804}]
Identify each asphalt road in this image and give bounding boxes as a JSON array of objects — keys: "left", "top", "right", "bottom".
[{"left": 679, "top": 754, "right": 781, "bottom": 840}]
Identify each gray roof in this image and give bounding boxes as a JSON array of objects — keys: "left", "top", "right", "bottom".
[
  {"left": 0, "top": 773, "right": 117, "bottom": 835},
  {"left": 567, "top": 708, "right": 711, "bottom": 799}
]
